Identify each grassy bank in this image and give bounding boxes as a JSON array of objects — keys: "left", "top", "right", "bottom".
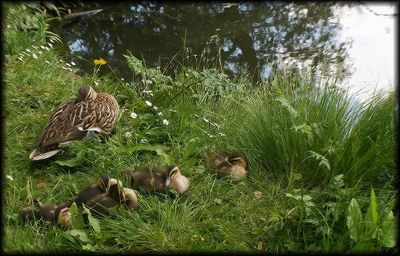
[{"left": 3, "top": 3, "right": 397, "bottom": 253}]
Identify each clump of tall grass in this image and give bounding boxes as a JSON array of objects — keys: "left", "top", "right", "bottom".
[{"left": 211, "top": 71, "right": 395, "bottom": 190}]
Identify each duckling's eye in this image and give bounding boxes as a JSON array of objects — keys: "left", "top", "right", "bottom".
[{"left": 169, "top": 167, "right": 180, "bottom": 179}]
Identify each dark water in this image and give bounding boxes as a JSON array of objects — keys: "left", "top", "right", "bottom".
[{"left": 51, "top": 2, "right": 395, "bottom": 90}]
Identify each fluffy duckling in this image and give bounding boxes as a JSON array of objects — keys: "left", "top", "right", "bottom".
[
  {"left": 126, "top": 165, "right": 190, "bottom": 194},
  {"left": 205, "top": 151, "right": 248, "bottom": 181},
  {"left": 29, "top": 85, "right": 120, "bottom": 160},
  {"left": 85, "top": 184, "right": 138, "bottom": 216},
  {"left": 74, "top": 175, "right": 119, "bottom": 209},
  {"left": 75, "top": 178, "right": 138, "bottom": 219},
  {"left": 53, "top": 204, "right": 72, "bottom": 230},
  {"left": 19, "top": 199, "right": 71, "bottom": 230}
]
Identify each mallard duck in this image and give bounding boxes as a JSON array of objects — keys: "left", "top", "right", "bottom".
[
  {"left": 29, "top": 85, "right": 120, "bottom": 160},
  {"left": 126, "top": 165, "right": 190, "bottom": 194},
  {"left": 19, "top": 199, "right": 71, "bottom": 230},
  {"left": 74, "top": 175, "right": 120, "bottom": 210},
  {"left": 205, "top": 151, "right": 248, "bottom": 181}
]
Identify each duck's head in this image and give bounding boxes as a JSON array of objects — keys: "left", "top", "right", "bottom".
[
  {"left": 165, "top": 166, "right": 190, "bottom": 194},
  {"left": 78, "top": 85, "right": 97, "bottom": 101}
]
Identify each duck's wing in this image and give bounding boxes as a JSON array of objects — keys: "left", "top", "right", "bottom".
[{"left": 29, "top": 100, "right": 95, "bottom": 160}]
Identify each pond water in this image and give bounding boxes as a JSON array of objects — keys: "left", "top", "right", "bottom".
[{"left": 52, "top": 2, "right": 397, "bottom": 102}]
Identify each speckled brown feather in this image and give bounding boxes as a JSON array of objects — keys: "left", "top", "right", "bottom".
[{"left": 29, "top": 85, "right": 119, "bottom": 160}]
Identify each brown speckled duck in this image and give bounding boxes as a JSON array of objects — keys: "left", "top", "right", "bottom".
[
  {"left": 126, "top": 165, "right": 190, "bottom": 194},
  {"left": 205, "top": 150, "right": 248, "bottom": 181},
  {"left": 29, "top": 85, "right": 119, "bottom": 160}
]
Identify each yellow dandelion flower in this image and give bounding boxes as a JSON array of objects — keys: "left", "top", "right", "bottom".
[{"left": 93, "top": 58, "right": 107, "bottom": 65}]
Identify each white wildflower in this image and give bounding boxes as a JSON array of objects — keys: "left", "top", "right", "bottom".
[
  {"left": 153, "top": 106, "right": 158, "bottom": 110},
  {"left": 219, "top": 132, "right": 226, "bottom": 137},
  {"left": 140, "top": 138, "right": 148, "bottom": 144},
  {"left": 143, "top": 90, "right": 153, "bottom": 96},
  {"left": 162, "top": 119, "right": 169, "bottom": 126},
  {"left": 32, "top": 53, "right": 38, "bottom": 59},
  {"left": 124, "top": 131, "right": 132, "bottom": 138},
  {"left": 130, "top": 112, "right": 137, "bottom": 118},
  {"left": 145, "top": 100, "right": 152, "bottom": 107},
  {"left": 6, "top": 175, "right": 14, "bottom": 181},
  {"left": 121, "top": 78, "right": 124, "bottom": 81},
  {"left": 157, "top": 112, "right": 163, "bottom": 116},
  {"left": 93, "top": 81, "right": 99, "bottom": 86},
  {"left": 70, "top": 61, "right": 76, "bottom": 66}
]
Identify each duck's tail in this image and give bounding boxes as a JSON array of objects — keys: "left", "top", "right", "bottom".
[{"left": 29, "top": 148, "right": 61, "bottom": 161}]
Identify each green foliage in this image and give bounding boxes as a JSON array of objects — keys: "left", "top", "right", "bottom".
[
  {"left": 346, "top": 187, "right": 396, "bottom": 250},
  {"left": 3, "top": 2, "right": 396, "bottom": 254}
]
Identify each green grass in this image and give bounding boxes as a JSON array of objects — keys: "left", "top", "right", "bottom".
[{"left": 3, "top": 3, "right": 397, "bottom": 254}]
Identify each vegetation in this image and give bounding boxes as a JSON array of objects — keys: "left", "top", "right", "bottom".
[{"left": 3, "top": 3, "right": 397, "bottom": 254}]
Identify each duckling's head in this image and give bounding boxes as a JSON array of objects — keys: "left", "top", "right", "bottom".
[
  {"left": 228, "top": 165, "right": 247, "bottom": 181},
  {"left": 55, "top": 206, "right": 71, "bottom": 230},
  {"left": 166, "top": 166, "right": 190, "bottom": 194},
  {"left": 122, "top": 188, "right": 138, "bottom": 210},
  {"left": 228, "top": 155, "right": 248, "bottom": 169},
  {"left": 98, "top": 175, "right": 120, "bottom": 193},
  {"left": 78, "top": 85, "right": 97, "bottom": 101}
]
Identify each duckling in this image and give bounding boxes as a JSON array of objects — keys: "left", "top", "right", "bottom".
[
  {"left": 29, "top": 85, "right": 120, "bottom": 160},
  {"left": 19, "top": 199, "right": 71, "bottom": 229},
  {"left": 80, "top": 182, "right": 138, "bottom": 219},
  {"left": 205, "top": 151, "right": 248, "bottom": 181},
  {"left": 74, "top": 175, "right": 119, "bottom": 209},
  {"left": 53, "top": 204, "right": 72, "bottom": 230},
  {"left": 126, "top": 165, "right": 190, "bottom": 194}
]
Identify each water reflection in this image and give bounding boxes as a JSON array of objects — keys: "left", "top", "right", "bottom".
[{"left": 53, "top": 2, "right": 353, "bottom": 83}]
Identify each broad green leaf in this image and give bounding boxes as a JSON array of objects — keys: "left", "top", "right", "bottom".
[
  {"left": 68, "top": 229, "right": 91, "bottom": 243},
  {"left": 55, "top": 153, "right": 83, "bottom": 167},
  {"left": 366, "top": 186, "right": 378, "bottom": 225},
  {"left": 347, "top": 198, "right": 363, "bottom": 242},
  {"left": 82, "top": 244, "right": 96, "bottom": 251},
  {"left": 377, "top": 211, "right": 396, "bottom": 248},
  {"left": 69, "top": 202, "right": 85, "bottom": 229},
  {"left": 130, "top": 144, "right": 172, "bottom": 164},
  {"left": 82, "top": 205, "right": 101, "bottom": 234}
]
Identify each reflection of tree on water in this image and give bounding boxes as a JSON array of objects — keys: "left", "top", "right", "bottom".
[{"left": 54, "top": 2, "right": 352, "bottom": 83}]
